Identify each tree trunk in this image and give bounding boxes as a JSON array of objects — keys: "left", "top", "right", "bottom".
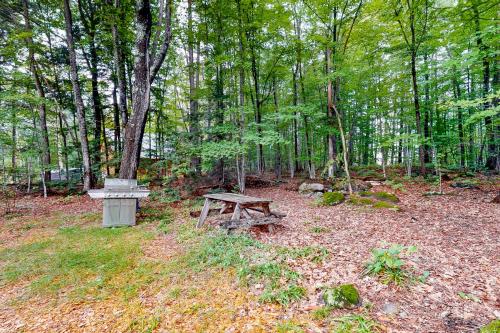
[
  {"left": 326, "top": 46, "right": 337, "bottom": 177},
  {"left": 63, "top": 0, "right": 93, "bottom": 191},
  {"left": 187, "top": 0, "right": 200, "bottom": 172},
  {"left": 23, "top": 0, "right": 51, "bottom": 183},
  {"left": 410, "top": 49, "right": 426, "bottom": 175},
  {"left": 472, "top": 2, "right": 496, "bottom": 170},
  {"left": 110, "top": 0, "right": 128, "bottom": 131}
]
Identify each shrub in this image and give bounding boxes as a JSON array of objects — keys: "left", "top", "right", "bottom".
[
  {"left": 322, "top": 284, "right": 360, "bottom": 308},
  {"left": 363, "top": 244, "right": 417, "bottom": 285},
  {"left": 322, "top": 192, "right": 345, "bottom": 206}
]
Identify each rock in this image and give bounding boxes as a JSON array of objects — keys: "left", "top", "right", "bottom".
[
  {"left": 332, "top": 179, "right": 372, "bottom": 192},
  {"left": 299, "top": 182, "right": 324, "bottom": 194},
  {"left": 322, "top": 284, "right": 360, "bottom": 308},
  {"left": 307, "top": 192, "right": 324, "bottom": 200},
  {"left": 382, "top": 302, "right": 399, "bottom": 315},
  {"left": 450, "top": 181, "right": 478, "bottom": 189}
]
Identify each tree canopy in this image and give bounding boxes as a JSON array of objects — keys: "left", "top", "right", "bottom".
[{"left": 0, "top": 0, "right": 498, "bottom": 191}]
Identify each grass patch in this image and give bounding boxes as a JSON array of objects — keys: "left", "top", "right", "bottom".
[
  {"left": 373, "top": 191, "right": 399, "bottom": 202},
  {"left": 0, "top": 225, "right": 156, "bottom": 300},
  {"left": 332, "top": 314, "right": 381, "bottom": 333},
  {"left": 276, "top": 320, "right": 305, "bottom": 333},
  {"left": 321, "top": 192, "right": 345, "bottom": 206},
  {"left": 178, "top": 231, "right": 307, "bottom": 306},
  {"left": 312, "top": 306, "right": 332, "bottom": 320},
  {"left": 310, "top": 226, "right": 329, "bottom": 234},
  {"left": 372, "top": 201, "right": 399, "bottom": 210},
  {"left": 347, "top": 195, "right": 375, "bottom": 206},
  {"left": 278, "top": 245, "right": 330, "bottom": 263},
  {"left": 260, "top": 284, "right": 306, "bottom": 305}
]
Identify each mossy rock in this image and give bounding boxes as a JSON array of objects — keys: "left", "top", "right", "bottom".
[
  {"left": 373, "top": 191, "right": 399, "bottom": 203},
  {"left": 322, "top": 284, "right": 360, "bottom": 308},
  {"left": 372, "top": 201, "right": 399, "bottom": 210},
  {"left": 347, "top": 195, "right": 375, "bottom": 206},
  {"left": 322, "top": 192, "right": 345, "bottom": 206},
  {"left": 331, "top": 179, "right": 372, "bottom": 192},
  {"left": 480, "top": 319, "right": 500, "bottom": 333}
]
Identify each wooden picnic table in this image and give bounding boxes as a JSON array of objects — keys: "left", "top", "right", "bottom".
[{"left": 196, "top": 193, "right": 273, "bottom": 228}]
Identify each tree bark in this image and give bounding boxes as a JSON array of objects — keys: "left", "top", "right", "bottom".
[
  {"left": 111, "top": 0, "right": 128, "bottom": 131},
  {"left": 187, "top": 0, "right": 200, "bottom": 171},
  {"left": 63, "top": 0, "right": 93, "bottom": 191},
  {"left": 119, "top": 0, "right": 171, "bottom": 179},
  {"left": 23, "top": 0, "right": 51, "bottom": 183},
  {"left": 472, "top": 2, "right": 496, "bottom": 170}
]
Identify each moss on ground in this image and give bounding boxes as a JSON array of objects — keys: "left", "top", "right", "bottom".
[
  {"left": 322, "top": 192, "right": 345, "bottom": 206},
  {"left": 322, "top": 284, "right": 360, "bottom": 308},
  {"left": 480, "top": 319, "right": 500, "bottom": 333}
]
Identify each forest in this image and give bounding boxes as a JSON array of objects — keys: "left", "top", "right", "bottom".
[
  {"left": 0, "top": 0, "right": 499, "bottom": 332},
  {"left": 0, "top": 0, "right": 498, "bottom": 190}
]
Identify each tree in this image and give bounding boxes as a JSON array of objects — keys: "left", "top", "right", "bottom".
[
  {"left": 63, "top": 0, "right": 93, "bottom": 191},
  {"left": 119, "top": 0, "right": 172, "bottom": 179}
]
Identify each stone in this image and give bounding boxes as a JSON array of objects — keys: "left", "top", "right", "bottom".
[
  {"left": 332, "top": 179, "right": 372, "bottom": 192},
  {"left": 307, "top": 192, "right": 324, "bottom": 200},
  {"left": 299, "top": 182, "right": 324, "bottom": 194},
  {"left": 322, "top": 284, "right": 360, "bottom": 308},
  {"left": 382, "top": 302, "right": 399, "bottom": 315}
]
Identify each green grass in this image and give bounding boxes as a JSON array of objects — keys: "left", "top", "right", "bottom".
[
  {"left": 310, "top": 226, "right": 329, "bottom": 233},
  {"left": 278, "top": 246, "right": 330, "bottom": 263},
  {"left": 276, "top": 320, "right": 304, "bottom": 333},
  {"left": 260, "top": 284, "right": 306, "bottom": 305},
  {"left": 372, "top": 201, "right": 399, "bottom": 210},
  {"left": 312, "top": 306, "right": 332, "bottom": 320},
  {"left": 0, "top": 225, "right": 155, "bottom": 300},
  {"left": 175, "top": 230, "right": 307, "bottom": 305},
  {"left": 332, "top": 314, "right": 381, "bottom": 333}
]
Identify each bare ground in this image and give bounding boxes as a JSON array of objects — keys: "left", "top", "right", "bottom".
[{"left": 0, "top": 180, "right": 498, "bottom": 332}]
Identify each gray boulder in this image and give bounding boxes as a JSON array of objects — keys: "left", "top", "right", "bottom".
[{"left": 299, "top": 182, "right": 324, "bottom": 194}]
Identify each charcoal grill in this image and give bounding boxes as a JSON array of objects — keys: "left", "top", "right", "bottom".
[{"left": 88, "top": 178, "right": 150, "bottom": 227}]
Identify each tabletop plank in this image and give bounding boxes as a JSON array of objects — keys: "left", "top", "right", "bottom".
[{"left": 203, "top": 193, "right": 272, "bottom": 204}]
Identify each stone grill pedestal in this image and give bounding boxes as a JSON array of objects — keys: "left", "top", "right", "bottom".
[{"left": 88, "top": 179, "right": 150, "bottom": 227}]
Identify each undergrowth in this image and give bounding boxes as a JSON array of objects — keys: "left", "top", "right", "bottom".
[{"left": 363, "top": 243, "right": 427, "bottom": 285}]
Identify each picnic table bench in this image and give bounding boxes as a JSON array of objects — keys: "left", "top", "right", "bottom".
[{"left": 196, "top": 193, "right": 279, "bottom": 228}]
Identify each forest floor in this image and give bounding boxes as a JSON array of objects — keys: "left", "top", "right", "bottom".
[{"left": 0, "top": 177, "right": 498, "bottom": 332}]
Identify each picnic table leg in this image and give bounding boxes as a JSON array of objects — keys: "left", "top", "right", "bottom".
[
  {"left": 197, "top": 198, "right": 211, "bottom": 228},
  {"left": 262, "top": 203, "right": 271, "bottom": 216},
  {"left": 231, "top": 203, "right": 241, "bottom": 221},
  {"left": 241, "top": 208, "right": 251, "bottom": 219}
]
